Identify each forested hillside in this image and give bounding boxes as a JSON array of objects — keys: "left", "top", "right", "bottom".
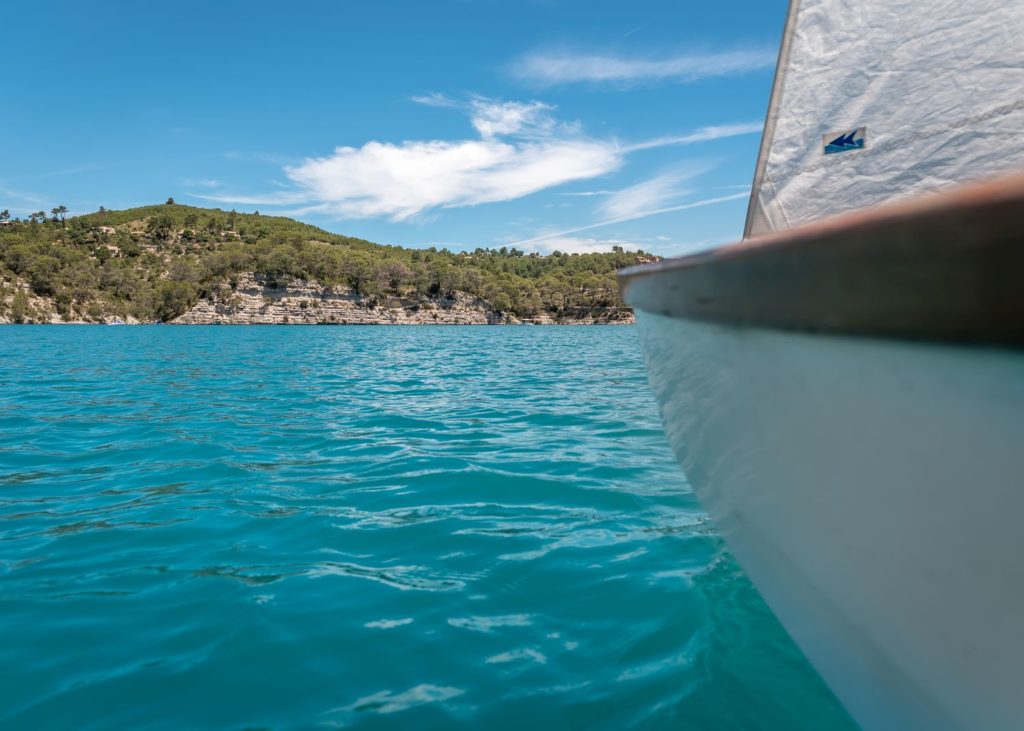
[{"left": 0, "top": 202, "right": 656, "bottom": 323}]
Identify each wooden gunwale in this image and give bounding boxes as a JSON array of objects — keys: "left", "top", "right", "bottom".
[{"left": 618, "top": 172, "right": 1024, "bottom": 347}]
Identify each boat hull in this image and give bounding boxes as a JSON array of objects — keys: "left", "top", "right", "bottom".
[{"left": 634, "top": 312, "right": 1024, "bottom": 730}]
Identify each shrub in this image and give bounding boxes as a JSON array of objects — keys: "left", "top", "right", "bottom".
[
  {"left": 152, "top": 280, "right": 196, "bottom": 321},
  {"left": 11, "top": 290, "right": 30, "bottom": 323}
]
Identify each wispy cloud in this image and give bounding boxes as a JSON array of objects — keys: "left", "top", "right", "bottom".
[
  {"left": 512, "top": 231, "right": 713, "bottom": 256},
  {"left": 509, "top": 190, "right": 749, "bottom": 248},
  {"left": 410, "top": 92, "right": 460, "bottom": 108},
  {"left": 413, "top": 95, "right": 566, "bottom": 139},
  {"left": 520, "top": 235, "right": 644, "bottom": 255},
  {"left": 469, "top": 99, "right": 555, "bottom": 138},
  {"left": 510, "top": 48, "right": 775, "bottom": 88},
  {"left": 283, "top": 135, "right": 619, "bottom": 221},
  {"left": 35, "top": 164, "right": 111, "bottom": 179},
  {"left": 201, "top": 96, "right": 758, "bottom": 222},
  {"left": 183, "top": 178, "right": 222, "bottom": 188},
  {"left": 201, "top": 98, "right": 615, "bottom": 221},
  {"left": 598, "top": 166, "right": 708, "bottom": 220},
  {"left": 0, "top": 186, "right": 51, "bottom": 214},
  {"left": 193, "top": 190, "right": 312, "bottom": 207},
  {"left": 653, "top": 239, "right": 718, "bottom": 257},
  {"left": 624, "top": 121, "right": 763, "bottom": 151}
]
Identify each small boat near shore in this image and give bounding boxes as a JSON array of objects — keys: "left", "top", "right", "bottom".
[{"left": 620, "top": 1, "right": 1024, "bottom": 729}]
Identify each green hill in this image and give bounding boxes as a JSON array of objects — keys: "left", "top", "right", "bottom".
[{"left": 0, "top": 202, "right": 656, "bottom": 324}]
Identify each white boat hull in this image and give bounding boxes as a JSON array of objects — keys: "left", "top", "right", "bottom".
[{"left": 635, "top": 312, "right": 1024, "bottom": 730}]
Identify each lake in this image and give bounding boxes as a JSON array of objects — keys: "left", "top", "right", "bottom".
[{"left": 0, "top": 325, "right": 855, "bottom": 730}]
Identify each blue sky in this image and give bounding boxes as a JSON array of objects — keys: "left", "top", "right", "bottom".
[{"left": 1, "top": 0, "right": 786, "bottom": 255}]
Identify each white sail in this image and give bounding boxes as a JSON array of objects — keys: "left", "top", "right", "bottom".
[{"left": 745, "top": 0, "right": 1024, "bottom": 237}]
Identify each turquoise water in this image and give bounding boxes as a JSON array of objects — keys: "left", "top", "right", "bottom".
[{"left": 0, "top": 326, "right": 856, "bottom": 730}]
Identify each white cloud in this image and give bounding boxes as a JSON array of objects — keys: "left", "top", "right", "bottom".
[
  {"left": 283, "top": 137, "right": 621, "bottom": 221},
  {"left": 36, "top": 164, "right": 110, "bottom": 179},
  {"left": 0, "top": 186, "right": 49, "bottom": 208},
  {"left": 469, "top": 99, "right": 554, "bottom": 138},
  {"left": 509, "top": 191, "right": 750, "bottom": 248},
  {"left": 194, "top": 190, "right": 310, "bottom": 207},
  {"left": 511, "top": 49, "right": 775, "bottom": 87},
  {"left": 598, "top": 167, "right": 707, "bottom": 220},
  {"left": 521, "top": 235, "right": 645, "bottom": 255},
  {"left": 413, "top": 95, "right": 561, "bottom": 139},
  {"left": 515, "top": 234, "right": 713, "bottom": 257},
  {"left": 200, "top": 94, "right": 760, "bottom": 222},
  {"left": 410, "top": 92, "right": 459, "bottom": 108},
  {"left": 203, "top": 98, "right": 623, "bottom": 221},
  {"left": 524, "top": 236, "right": 716, "bottom": 257},
  {"left": 183, "top": 178, "right": 222, "bottom": 188},
  {"left": 624, "top": 121, "right": 763, "bottom": 151},
  {"left": 655, "top": 239, "right": 717, "bottom": 257}
]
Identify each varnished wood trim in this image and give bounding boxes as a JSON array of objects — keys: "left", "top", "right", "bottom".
[{"left": 619, "top": 172, "right": 1024, "bottom": 347}]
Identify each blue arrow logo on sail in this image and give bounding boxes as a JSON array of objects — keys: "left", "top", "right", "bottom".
[{"left": 823, "top": 127, "right": 866, "bottom": 155}]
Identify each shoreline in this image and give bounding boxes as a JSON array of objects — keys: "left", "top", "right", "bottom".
[
  {"left": 2, "top": 273, "right": 634, "bottom": 326},
  {"left": 0, "top": 320, "right": 634, "bottom": 326}
]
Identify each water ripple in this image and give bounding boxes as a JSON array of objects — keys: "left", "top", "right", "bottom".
[{"left": 0, "top": 325, "right": 855, "bottom": 730}]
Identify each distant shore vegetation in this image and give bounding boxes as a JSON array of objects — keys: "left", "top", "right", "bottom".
[{"left": 0, "top": 203, "right": 656, "bottom": 323}]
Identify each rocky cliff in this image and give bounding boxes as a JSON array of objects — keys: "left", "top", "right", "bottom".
[
  {"left": 0, "top": 273, "right": 634, "bottom": 325},
  {"left": 173, "top": 274, "right": 634, "bottom": 325}
]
